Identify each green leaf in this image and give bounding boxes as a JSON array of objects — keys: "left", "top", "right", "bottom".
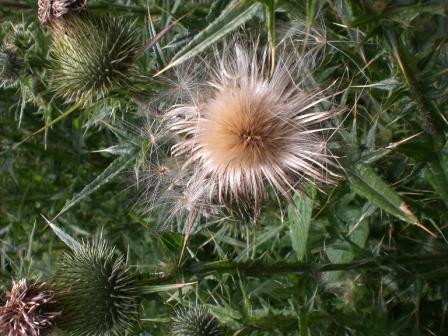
[
  {"left": 208, "top": 304, "right": 243, "bottom": 330},
  {"left": 43, "top": 217, "right": 82, "bottom": 252},
  {"left": 288, "top": 186, "right": 316, "bottom": 261},
  {"left": 325, "top": 206, "right": 370, "bottom": 282},
  {"left": 235, "top": 224, "right": 285, "bottom": 262},
  {"left": 278, "top": 0, "right": 306, "bottom": 20},
  {"left": 140, "top": 282, "right": 196, "bottom": 294},
  {"left": 11, "top": 99, "right": 84, "bottom": 152},
  {"left": 157, "top": 0, "right": 262, "bottom": 74},
  {"left": 425, "top": 155, "right": 448, "bottom": 207},
  {"left": 53, "top": 148, "right": 139, "bottom": 219},
  {"left": 384, "top": 29, "right": 444, "bottom": 136},
  {"left": 349, "top": 3, "right": 448, "bottom": 28},
  {"left": 348, "top": 163, "right": 434, "bottom": 235},
  {"left": 305, "top": 0, "right": 319, "bottom": 29}
]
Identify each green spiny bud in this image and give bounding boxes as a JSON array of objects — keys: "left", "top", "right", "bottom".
[
  {"left": 54, "top": 240, "right": 140, "bottom": 336},
  {"left": 50, "top": 16, "right": 141, "bottom": 105},
  {"left": 0, "top": 46, "right": 23, "bottom": 88},
  {"left": 170, "top": 306, "right": 223, "bottom": 336}
]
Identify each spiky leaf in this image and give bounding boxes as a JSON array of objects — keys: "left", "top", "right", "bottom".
[{"left": 0, "top": 46, "right": 22, "bottom": 88}]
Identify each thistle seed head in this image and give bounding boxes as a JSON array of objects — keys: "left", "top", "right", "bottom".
[
  {"left": 54, "top": 239, "right": 139, "bottom": 336},
  {"left": 38, "top": 0, "right": 87, "bottom": 27},
  {"left": 166, "top": 41, "right": 341, "bottom": 211},
  {"left": 170, "top": 306, "right": 223, "bottom": 336},
  {"left": 0, "top": 279, "right": 59, "bottom": 336},
  {"left": 0, "top": 46, "right": 23, "bottom": 88},
  {"left": 50, "top": 16, "right": 141, "bottom": 105}
]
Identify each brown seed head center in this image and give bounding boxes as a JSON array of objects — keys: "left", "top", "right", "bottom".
[
  {"left": 198, "top": 87, "right": 284, "bottom": 170},
  {"left": 241, "top": 132, "right": 263, "bottom": 147}
]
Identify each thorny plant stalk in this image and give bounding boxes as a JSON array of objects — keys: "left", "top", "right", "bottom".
[{"left": 138, "top": 253, "right": 448, "bottom": 280}]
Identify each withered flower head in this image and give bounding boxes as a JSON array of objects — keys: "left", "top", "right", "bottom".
[
  {"left": 38, "top": 0, "right": 87, "bottom": 27},
  {"left": 0, "top": 279, "right": 59, "bottom": 336},
  {"left": 163, "top": 40, "right": 341, "bottom": 218}
]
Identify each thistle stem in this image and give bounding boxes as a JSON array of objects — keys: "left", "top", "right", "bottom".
[
  {"left": 384, "top": 30, "right": 446, "bottom": 137},
  {"left": 0, "top": 1, "right": 30, "bottom": 9},
  {"left": 187, "top": 253, "right": 448, "bottom": 276},
  {"left": 12, "top": 99, "right": 84, "bottom": 150}
]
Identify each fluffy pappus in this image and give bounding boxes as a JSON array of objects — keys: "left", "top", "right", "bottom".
[
  {"left": 165, "top": 40, "right": 342, "bottom": 215},
  {"left": 144, "top": 163, "right": 212, "bottom": 233},
  {"left": 136, "top": 113, "right": 222, "bottom": 233}
]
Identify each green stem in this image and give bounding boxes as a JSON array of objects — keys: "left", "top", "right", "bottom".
[
  {"left": 384, "top": 30, "right": 445, "bottom": 137},
  {"left": 0, "top": 1, "right": 30, "bottom": 9},
  {"left": 187, "top": 253, "right": 448, "bottom": 276},
  {"left": 349, "top": 3, "right": 447, "bottom": 27},
  {"left": 3, "top": 99, "right": 84, "bottom": 154}
]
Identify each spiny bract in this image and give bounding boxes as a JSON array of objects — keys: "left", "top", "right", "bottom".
[
  {"left": 170, "top": 306, "right": 223, "bottom": 336},
  {"left": 54, "top": 240, "right": 139, "bottom": 336},
  {"left": 50, "top": 15, "right": 141, "bottom": 105},
  {"left": 0, "top": 279, "right": 59, "bottom": 336},
  {"left": 0, "top": 46, "right": 23, "bottom": 88}
]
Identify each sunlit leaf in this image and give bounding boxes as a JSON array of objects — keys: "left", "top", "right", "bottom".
[{"left": 288, "top": 185, "right": 316, "bottom": 261}]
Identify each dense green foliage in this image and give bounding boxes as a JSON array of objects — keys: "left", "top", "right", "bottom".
[{"left": 1, "top": 0, "right": 448, "bottom": 335}]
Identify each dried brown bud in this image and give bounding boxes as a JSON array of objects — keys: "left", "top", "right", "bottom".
[
  {"left": 0, "top": 279, "right": 59, "bottom": 336},
  {"left": 38, "top": 0, "right": 87, "bottom": 27}
]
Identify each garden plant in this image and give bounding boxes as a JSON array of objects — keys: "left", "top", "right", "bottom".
[{"left": 1, "top": 0, "right": 448, "bottom": 335}]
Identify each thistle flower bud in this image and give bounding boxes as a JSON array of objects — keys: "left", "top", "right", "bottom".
[
  {"left": 50, "top": 16, "right": 141, "bottom": 105},
  {"left": 0, "top": 46, "right": 23, "bottom": 88},
  {"left": 54, "top": 240, "right": 139, "bottom": 336},
  {"left": 0, "top": 279, "right": 59, "bottom": 336},
  {"left": 170, "top": 306, "right": 223, "bottom": 336},
  {"left": 38, "top": 0, "right": 87, "bottom": 27}
]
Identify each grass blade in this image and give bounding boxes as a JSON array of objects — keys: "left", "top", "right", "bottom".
[
  {"left": 156, "top": 0, "right": 262, "bottom": 75},
  {"left": 140, "top": 282, "right": 196, "bottom": 294}
]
